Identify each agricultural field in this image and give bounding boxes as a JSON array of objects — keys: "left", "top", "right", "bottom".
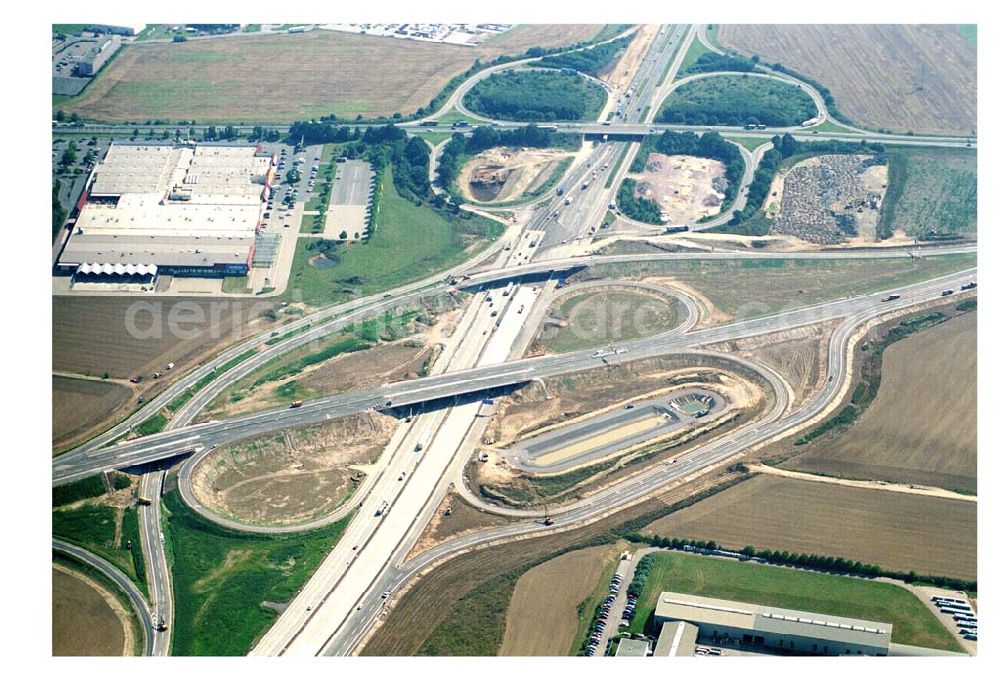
[
  {"left": 464, "top": 70, "right": 607, "bottom": 122},
  {"left": 717, "top": 25, "right": 977, "bottom": 136},
  {"left": 284, "top": 167, "right": 503, "bottom": 307},
  {"left": 657, "top": 74, "right": 817, "bottom": 127},
  {"left": 360, "top": 468, "right": 770, "bottom": 656},
  {"left": 56, "top": 26, "right": 608, "bottom": 123},
  {"left": 499, "top": 544, "right": 620, "bottom": 655},
  {"left": 880, "top": 148, "right": 977, "bottom": 238},
  {"left": 188, "top": 414, "right": 395, "bottom": 526},
  {"left": 52, "top": 566, "right": 131, "bottom": 656},
  {"left": 581, "top": 253, "right": 977, "bottom": 324},
  {"left": 52, "top": 376, "right": 133, "bottom": 451},
  {"left": 163, "top": 490, "right": 350, "bottom": 655},
  {"left": 619, "top": 549, "right": 961, "bottom": 651},
  {"left": 531, "top": 288, "right": 679, "bottom": 353},
  {"left": 785, "top": 310, "right": 976, "bottom": 493},
  {"left": 52, "top": 295, "right": 269, "bottom": 381},
  {"left": 642, "top": 475, "right": 976, "bottom": 580}
]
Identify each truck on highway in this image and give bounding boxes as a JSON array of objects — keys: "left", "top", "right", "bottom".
[
  {"left": 961, "top": 281, "right": 978, "bottom": 290},
  {"left": 136, "top": 497, "right": 152, "bottom": 506},
  {"left": 881, "top": 294, "right": 901, "bottom": 302},
  {"left": 564, "top": 196, "right": 574, "bottom": 206},
  {"left": 414, "top": 429, "right": 431, "bottom": 452},
  {"left": 581, "top": 180, "right": 590, "bottom": 190},
  {"left": 155, "top": 616, "right": 168, "bottom": 632},
  {"left": 664, "top": 225, "right": 689, "bottom": 234},
  {"left": 502, "top": 282, "right": 515, "bottom": 297},
  {"left": 556, "top": 186, "right": 565, "bottom": 197},
  {"left": 419, "top": 120, "right": 439, "bottom": 127},
  {"left": 375, "top": 500, "right": 389, "bottom": 517},
  {"left": 289, "top": 400, "right": 304, "bottom": 408}
]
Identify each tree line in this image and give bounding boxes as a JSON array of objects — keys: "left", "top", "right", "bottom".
[{"left": 535, "top": 34, "right": 633, "bottom": 76}]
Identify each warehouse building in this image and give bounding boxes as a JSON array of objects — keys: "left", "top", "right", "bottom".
[
  {"left": 653, "top": 592, "right": 892, "bottom": 656},
  {"left": 57, "top": 143, "right": 274, "bottom": 285}
]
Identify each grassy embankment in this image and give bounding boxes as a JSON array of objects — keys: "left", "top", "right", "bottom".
[
  {"left": 284, "top": 166, "right": 503, "bottom": 307},
  {"left": 162, "top": 489, "right": 351, "bottom": 655}
]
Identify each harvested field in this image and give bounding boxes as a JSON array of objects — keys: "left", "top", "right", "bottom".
[
  {"left": 459, "top": 147, "right": 572, "bottom": 203},
  {"left": 189, "top": 414, "right": 395, "bottom": 526},
  {"left": 52, "top": 295, "right": 269, "bottom": 381},
  {"left": 717, "top": 25, "right": 977, "bottom": 136},
  {"left": 786, "top": 310, "right": 976, "bottom": 492},
  {"left": 52, "top": 565, "right": 130, "bottom": 656},
  {"left": 532, "top": 288, "right": 679, "bottom": 353},
  {"left": 641, "top": 474, "right": 976, "bottom": 580},
  {"left": 500, "top": 544, "right": 619, "bottom": 655},
  {"left": 58, "top": 26, "right": 607, "bottom": 123},
  {"left": 360, "top": 465, "right": 741, "bottom": 656},
  {"left": 881, "top": 148, "right": 977, "bottom": 238},
  {"left": 631, "top": 153, "right": 726, "bottom": 224},
  {"left": 52, "top": 376, "right": 133, "bottom": 451}
]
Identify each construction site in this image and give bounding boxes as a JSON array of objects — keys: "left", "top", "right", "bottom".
[
  {"left": 631, "top": 153, "right": 727, "bottom": 225},
  {"left": 459, "top": 147, "right": 572, "bottom": 203}
]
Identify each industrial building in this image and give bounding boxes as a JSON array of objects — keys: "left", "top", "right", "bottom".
[
  {"left": 653, "top": 592, "right": 892, "bottom": 656},
  {"left": 614, "top": 638, "right": 650, "bottom": 656},
  {"left": 57, "top": 143, "right": 274, "bottom": 286}
]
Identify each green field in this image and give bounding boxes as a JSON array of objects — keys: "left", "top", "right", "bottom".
[
  {"left": 464, "top": 70, "right": 607, "bottom": 122},
  {"left": 284, "top": 166, "right": 503, "bottom": 307},
  {"left": 623, "top": 551, "right": 960, "bottom": 651},
  {"left": 585, "top": 254, "right": 977, "bottom": 321},
  {"left": 52, "top": 503, "right": 148, "bottom": 596},
  {"left": 879, "top": 148, "right": 977, "bottom": 238},
  {"left": 658, "top": 74, "right": 817, "bottom": 127},
  {"left": 726, "top": 135, "right": 772, "bottom": 152},
  {"left": 163, "top": 490, "right": 350, "bottom": 655},
  {"left": 538, "top": 290, "right": 678, "bottom": 353}
]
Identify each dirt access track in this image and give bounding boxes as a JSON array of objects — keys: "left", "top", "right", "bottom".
[
  {"left": 632, "top": 153, "right": 726, "bottom": 225},
  {"left": 459, "top": 147, "right": 572, "bottom": 203}
]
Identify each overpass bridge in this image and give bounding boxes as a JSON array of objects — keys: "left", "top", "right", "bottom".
[{"left": 455, "top": 262, "right": 589, "bottom": 290}]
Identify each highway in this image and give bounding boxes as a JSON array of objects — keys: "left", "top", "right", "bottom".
[
  {"left": 51, "top": 22, "right": 979, "bottom": 658},
  {"left": 53, "top": 539, "right": 155, "bottom": 657},
  {"left": 138, "top": 471, "right": 171, "bottom": 656}
]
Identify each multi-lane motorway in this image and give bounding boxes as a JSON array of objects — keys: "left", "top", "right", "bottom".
[{"left": 53, "top": 23, "right": 978, "bottom": 658}]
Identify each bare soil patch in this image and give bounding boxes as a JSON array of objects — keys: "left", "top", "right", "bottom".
[
  {"left": 641, "top": 474, "right": 976, "bottom": 579},
  {"left": 52, "top": 565, "right": 131, "bottom": 656},
  {"left": 53, "top": 295, "right": 269, "bottom": 382},
  {"left": 459, "top": 147, "right": 571, "bottom": 203},
  {"left": 717, "top": 25, "right": 976, "bottom": 136},
  {"left": 632, "top": 153, "right": 726, "bottom": 225},
  {"left": 500, "top": 544, "right": 619, "bottom": 655},
  {"left": 409, "top": 492, "right": 514, "bottom": 560},
  {"left": 785, "top": 310, "right": 977, "bottom": 493},
  {"left": 52, "top": 375, "right": 134, "bottom": 452},
  {"left": 189, "top": 413, "right": 395, "bottom": 526}
]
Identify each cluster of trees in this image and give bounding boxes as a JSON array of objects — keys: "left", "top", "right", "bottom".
[
  {"left": 615, "top": 178, "right": 662, "bottom": 224},
  {"left": 535, "top": 34, "right": 633, "bottom": 75},
  {"left": 768, "top": 62, "right": 849, "bottom": 126},
  {"left": 733, "top": 133, "right": 886, "bottom": 226},
  {"left": 627, "top": 534, "right": 976, "bottom": 592},
  {"left": 287, "top": 121, "right": 361, "bottom": 145},
  {"left": 202, "top": 125, "right": 240, "bottom": 141},
  {"left": 682, "top": 51, "right": 758, "bottom": 75},
  {"left": 464, "top": 71, "right": 604, "bottom": 122},
  {"left": 627, "top": 552, "right": 656, "bottom": 598},
  {"left": 658, "top": 75, "right": 816, "bottom": 127},
  {"left": 248, "top": 126, "right": 283, "bottom": 142}
]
